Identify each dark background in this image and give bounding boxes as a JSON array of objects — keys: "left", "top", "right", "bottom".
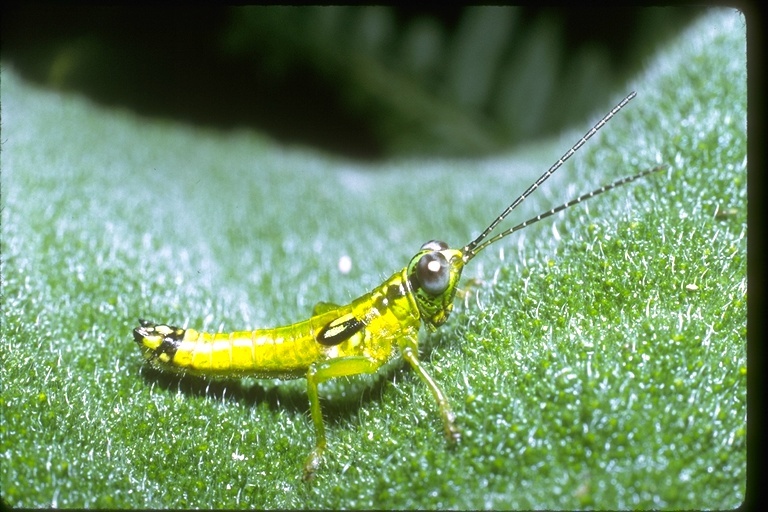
[{"left": 2, "top": 5, "right": 707, "bottom": 160}]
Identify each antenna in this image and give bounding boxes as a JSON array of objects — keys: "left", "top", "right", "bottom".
[
  {"left": 462, "top": 92, "right": 639, "bottom": 261},
  {"left": 463, "top": 165, "right": 664, "bottom": 260}
]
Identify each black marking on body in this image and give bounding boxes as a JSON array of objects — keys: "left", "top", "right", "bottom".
[
  {"left": 134, "top": 319, "right": 185, "bottom": 361},
  {"left": 373, "top": 282, "right": 407, "bottom": 314},
  {"left": 316, "top": 315, "right": 365, "bottom": 346},
  {"left": 386, "top": 282, "right": 407, "bottom": 302}
]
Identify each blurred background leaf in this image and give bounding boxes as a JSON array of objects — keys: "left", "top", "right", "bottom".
[{"left": 2, "top": 5, "right": 705, "bottom": 159}]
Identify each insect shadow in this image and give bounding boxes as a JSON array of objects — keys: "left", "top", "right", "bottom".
[{"left": 136, "top": 344, "right": 446, "bottom": 427}]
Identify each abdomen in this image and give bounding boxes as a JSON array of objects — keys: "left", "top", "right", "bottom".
[{"left": 133, "top": 318, "right": 328, "bottom": 379}]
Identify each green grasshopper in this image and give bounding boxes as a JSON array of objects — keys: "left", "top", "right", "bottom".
[{"left": 134, "top": 92, "right": 662, "bottom": 480}]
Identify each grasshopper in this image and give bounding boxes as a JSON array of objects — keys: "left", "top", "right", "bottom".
[{"left": 134, "top": 92, "right": 662, "bottom": 480}]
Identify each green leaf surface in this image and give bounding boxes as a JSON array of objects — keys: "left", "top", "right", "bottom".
[{"left": 2, "top": 9, "right": 746, "bottom": 509}]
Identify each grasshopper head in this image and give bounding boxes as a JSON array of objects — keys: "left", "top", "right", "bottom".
[{"left": 407, "top": 240, "right": 465, "bottom": 330}]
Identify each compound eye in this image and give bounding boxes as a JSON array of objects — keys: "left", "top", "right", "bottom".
[
  {"left": 420, "top": 240, "right": 449, "bottom": 252},
  {"left": 416, "top": 251, "right": 450, "bottom": 296}
]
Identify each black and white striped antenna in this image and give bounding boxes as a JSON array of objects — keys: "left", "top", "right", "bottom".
[{"left": 462, "top": 92, "right": 662, "bottom": 262}]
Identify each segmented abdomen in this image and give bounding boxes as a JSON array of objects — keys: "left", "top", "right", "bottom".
[{"left": 133, "top": 319, "right": 326, "bottom": 379}]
